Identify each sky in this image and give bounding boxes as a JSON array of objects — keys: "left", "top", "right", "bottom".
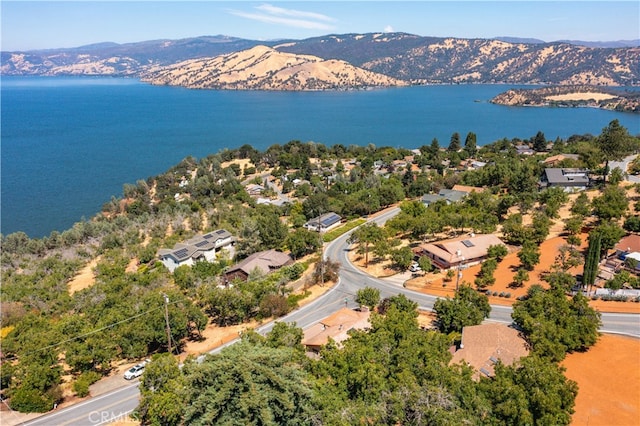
[{"left": 2, "top": 1, "right": 639, "bottom": 51}]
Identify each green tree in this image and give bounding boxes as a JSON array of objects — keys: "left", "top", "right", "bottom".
[
  {"left": 265, "top": 322, "right": 304, "bottom": 350},
  {"left": 623, "top": 215, "right": 640, "bottom": 232},
  {"left": 487, "top": 244, "right": 508, "bottom": 261},
  {"left": 592, "top": 185, "right": 628, "bottom": 220},
  {"left": 512, "top": 268, "right": 529, "bottom": 288},
  {"left": 583, "top": 232, "right": 602, "bottom": 291},
  {"left": 433, "top": 286, "right": 491, "bottom": 334},
  {"left": 391, "top": 246, "right": 414, "bottom": 270},
  {"left": 512, "top": 286, "right": 601, "bottom": 362},
  {"left": 255, "top": 205, "right": 288, "bottom": 249},
  {"left": 347, "top": 223, "right": 385, "bottom": 267},
  {"left": 285, "top": 228, "right": 320, "bottom": 260},
  {"left": 464, "top": 132, "right": 477, "bottom": 157},
  {"left": 570, "top": 192, "right": 591, "bottom": 216},
  {"left": 448, "top": 132, "right": 461, "bottom": 152},
  {"left": 532, "top": 130, "right": 547, "bottom": 152},
  {"left": 597, "top": 119, "right": 634, "bottom": 183},
  {"left": 356, "top": 287, "right": 381, "bottom": 310},
  {"left": 480, "top": 355, "right": 578, "bottom": 426},
  {"left": 474, "top": 258, "right": 498, "bottom": 289},
  {"left": 138, "top": 354, "right": 184, "bottom": 426},
  {"left": 594, "top": 222, "right": 625, "bottom": 254},
  {"left": 518, "top": 240, "right": 541, "bottom": 271},
  {"left": 182, "top": 342, "right": 314, "bottom": 425},
  {"left": 417, "top": 255, "right": 432, "bottom": 273}
]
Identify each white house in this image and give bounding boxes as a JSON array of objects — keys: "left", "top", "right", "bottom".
[{"left": 158, "top": 229, "right": 234, "bottom": 272}]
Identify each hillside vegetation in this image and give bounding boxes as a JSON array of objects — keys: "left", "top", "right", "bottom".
[
  {"left": 1, "top": 121, "right": 638, "bottom": 423},
  {"left": 2, "top": 32, "right": 639, "bottom": 86}
]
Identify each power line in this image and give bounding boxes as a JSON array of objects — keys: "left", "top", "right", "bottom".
[{"left": 4, "top": 299, "right": 182, "bottom": 362}]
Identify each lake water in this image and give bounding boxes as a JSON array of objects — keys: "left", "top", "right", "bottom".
[{"left": 2, "top": 76, "right": 639, "bottom": 238}]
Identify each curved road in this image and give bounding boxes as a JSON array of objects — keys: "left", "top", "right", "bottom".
[{"left": 20, "top": 207, "right": 640, "bottom": 425}]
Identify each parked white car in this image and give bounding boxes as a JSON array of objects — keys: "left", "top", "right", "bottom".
[
  {"left": 124, "top": 359, "right": 150, "bottom": 380},
  {"left": 409, "top": 262, "right": 421, "bottom": 273}
]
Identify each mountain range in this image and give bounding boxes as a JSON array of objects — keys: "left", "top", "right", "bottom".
[{"left": 2, "top": 33, "right": 639, "bottom": 88}]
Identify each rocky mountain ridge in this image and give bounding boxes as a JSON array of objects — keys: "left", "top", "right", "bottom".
[
  {"left": 141, "top": 45, "right": 407, "bottom": 90},
  {"left": 2, "top": 33, "right": 639, "bottom": 87}
]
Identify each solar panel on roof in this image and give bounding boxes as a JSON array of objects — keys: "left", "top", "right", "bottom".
[
  {"left": 174, "top": 248, "right": 189, "bottom": 258},
  {"left": 194, "top": 241, "right": 210, "bottom": 248},
  {"left": 462, "top": 240, "right": 475, "bottom": 248},
  {"left": 320, "top": 213, "right": 340, "bottom": 226},
  {"left": 216, "top": 229, "right": 227, "bottom": 235}
]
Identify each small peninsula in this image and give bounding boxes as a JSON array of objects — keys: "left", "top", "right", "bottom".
[{"left": 491, "top": 85, "right": 640, "bottom": 112}]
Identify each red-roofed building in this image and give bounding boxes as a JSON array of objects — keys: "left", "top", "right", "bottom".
[
  {"left": 414, "top": 234, "right": 505, "bottom": 270},
  {"left": 302, "top": 308, "right": 371, "bottom": 352},
  {"left": 613, "top": 234, "right": 640, "bottom": 257},
  {"left": 450, "top": 323, "right": 529, "bottom": 380}
]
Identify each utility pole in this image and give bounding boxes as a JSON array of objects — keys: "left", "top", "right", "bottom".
[
  {"left": 318, "top": 210, "right": 324, "bottom": 287},
  {"left": 163, "top": 293, "right": 172, "bottom": 354}
]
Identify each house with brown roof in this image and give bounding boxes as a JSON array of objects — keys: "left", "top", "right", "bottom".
[
  {"left": 224, "top": 249, "right": 293, "bottom": 282},
  {"left": 302, "top": 307, "right": 371, "bottom": 353},
  {"left": 414, "top": 234, "right": 505, "bottom": 270},
  {"left": 450, "top": 323, "right": 529, "bottom": 380},
  {"left": 613, "top": 234, "right": 640, "bottom": 258}
]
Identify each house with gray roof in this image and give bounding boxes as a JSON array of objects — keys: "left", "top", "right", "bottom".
[
  {"left": 158, "top": 229, "right": 234, "bottom": 272},
  {"left": 304, "top": 212, "right": 342, "bottom": 232},
  {"left": 540, "top": 168, "right": 590, "bottom": 192},
  {"left": 422, "top": 189, "right": 469, "bottom": 207}
]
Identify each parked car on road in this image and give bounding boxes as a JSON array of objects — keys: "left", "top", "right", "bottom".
[{"left": 124, "top": 359, "right": 150, "bottom": 380}]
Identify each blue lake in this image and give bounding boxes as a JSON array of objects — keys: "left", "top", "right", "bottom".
[{"left": 2, "top": 76, "right": 639, "bottom": 238}]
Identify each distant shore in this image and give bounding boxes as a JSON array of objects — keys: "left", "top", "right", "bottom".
[{"left": 491, "top": 85, "right": 640, "bottom": 112}]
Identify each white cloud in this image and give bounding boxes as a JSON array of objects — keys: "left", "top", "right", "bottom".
[
  {"left": 229, "top": 4, "right": 336, "bottom": 31},
  {"left": 256, "top": 4, "right": 335, "bottom": 23},
  {"left": 384, "top": 25, "right": 394, "bottom": 33}
]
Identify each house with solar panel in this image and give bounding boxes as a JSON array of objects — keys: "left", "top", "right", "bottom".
[
  {"left": 413, "top": 234, "right": 505, "bottom": 270},
  {"left": 303, "top": 212, "right": 343, "bottom": 233},
  {"left": 157, "top": 229, "right": 234, "bottom": 272}
]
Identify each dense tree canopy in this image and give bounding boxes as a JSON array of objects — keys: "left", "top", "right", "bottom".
[{"left": 512, "top": 285, "right": 601, "bottom": 362}]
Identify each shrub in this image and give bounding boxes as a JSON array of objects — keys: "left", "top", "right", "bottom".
[
  {"left": 505, "top": 292, "right": 511, "bottom": 298},
  {"left": 73, "top": 371, "right": 101, "bottom": 398}
]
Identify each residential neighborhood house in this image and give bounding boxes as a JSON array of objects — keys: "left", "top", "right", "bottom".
[
  {"left": 540, "top": 168, "right": 590, "bottom": 192},
  {"left": 450, "top": 323, "right": 529, "bottom": 380},
  {"left": 303, "top": 212, "right": 342, "bottom": 232},
  {"left": 158, "top": 230, "right": 234, "bottom": 273},
  {"left": 421, "top": 189, "right": 469, "bottom": 207},
  {"left": 224, "top": 249, "right": 293, "bottom": 282},
  {"left": 414, "top": 234, "right": 506, "bottom": 270},
  {"left": 302, "top": 307, "right": 371, "bottom": 353}
]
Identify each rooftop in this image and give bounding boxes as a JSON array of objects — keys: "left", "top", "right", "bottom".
[
  {"left": 302, "top": 307, "right": 371, "bottom": 349},
  {"left": 418, "top": 234, "right": 505, "bottom": 264},
  {"left": 450, "top": 323, "right": 529, "bottom": 380}
]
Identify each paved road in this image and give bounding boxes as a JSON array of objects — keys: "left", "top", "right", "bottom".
[{"left": 21, "top": 207, "right": 640, "bottom": 425}]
